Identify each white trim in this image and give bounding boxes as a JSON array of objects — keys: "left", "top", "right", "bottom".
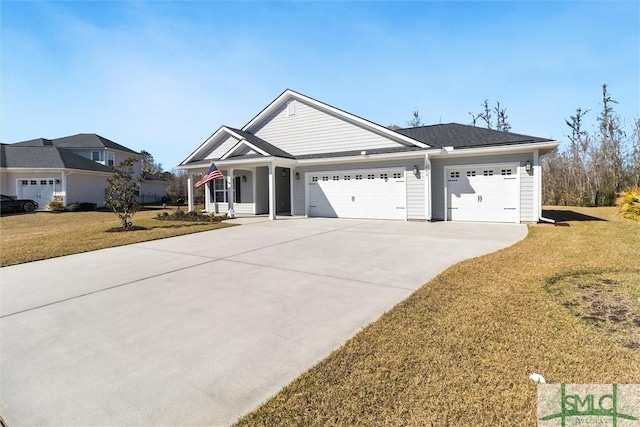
[
  {"left": 430, "top": 141, "right": 559, "bottom": 158},
  {"left": 533, "top": 149, "right": 540, "bottom": 222},
  {"left": 187, "top": 172, "right": 194, "bottom": 211},
  {"left": 0, "top": 167, "right": 112, "bottom": 176},
  {"left": 304, "top": 166, "right": 407, "bottom": 221},
  {"left": 289, "top": 167, "right": 295, "bottom": 215},
  {"left": 444, "top": 162, "right": 520, "bottom": 224},
  {"left": 268, "top": 163, "right": 276, "bottom": 220},
  {"left": 242, "top": 89, "right": 429, "bottom": 149},
  {"left": 425, "top": 153, "right": 432, "bottom": 221}
]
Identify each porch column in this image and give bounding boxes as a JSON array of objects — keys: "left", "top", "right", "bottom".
[
  {"left": 227, "top": 167, "right": 234, "bottom": 213},
  {"left": 187, "top": 172, "right": 194, "bottom": 211},
  {"left": 252, "top": 168, "right": 257, "bottom": 215},
  {"left": 425, "top": 154, "right": 432, "bottom": 221},
  {"left": 289, "top": 167, "right": 295, "bottom": 215},
  {"left": 268, "top": 163, "right": 276, "bottom": 220}
]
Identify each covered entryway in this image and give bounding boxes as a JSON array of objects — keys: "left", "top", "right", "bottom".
[
  {"left": 307, "top": 168, "right": 406, "bottom": 220},
  {"left": 446, "top": 164, "right": 519, "bottom": 223}
]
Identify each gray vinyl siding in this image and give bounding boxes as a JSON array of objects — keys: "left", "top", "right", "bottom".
[
  {"left": 66, "top": 173, "right": 109, "bottom": 207},
  {"left": 255, "top": 166, "right": 269, "bottom": 214},
  {"left": 291, "top": 157, "right": 426, "bottom": 219},
  {"left": 205, "top": 135, "right": 240, "bottom": 160},
  {"left": 430, "top": 152, "right": 534, "bottom": 222},
  {"left": 251, "top": 100, "right": 402, "bottom": 156}
]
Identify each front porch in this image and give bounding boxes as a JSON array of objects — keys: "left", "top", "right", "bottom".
[{"left": 186, "top": 164, "right": 295, "bottom": 220}]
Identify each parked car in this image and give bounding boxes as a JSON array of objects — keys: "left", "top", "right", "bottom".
[{"left": 0, "top": 194, "right": 38, "bottom": 213}]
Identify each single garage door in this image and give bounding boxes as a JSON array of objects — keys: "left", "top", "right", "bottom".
[
  {"left": 18, "top": 179, "right": 55, "bottom": 209},
  {"left": 447, "top": 165, "right": 519, "bottom": 223},
  {"left": 308, "top": 169, "right": 406, "bottom": 220}
]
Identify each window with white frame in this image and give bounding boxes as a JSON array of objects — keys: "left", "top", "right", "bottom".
[
  {"left": 107, "top": 152, "right": 115, "bottom": 166},
  {"left": 91, "top": 151, "right": 104, "bottom": 162},
  {"left": 209, "top": 178, "right": 239, "bottom": 203}
]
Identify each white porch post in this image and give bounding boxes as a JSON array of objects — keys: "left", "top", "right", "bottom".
[
  {"left": 227, "top": 167, "right": 234, "bottom": 214},
  {"left": 289, "top": 167, "right": 295, "bottom": 215},
  {"left": 187, "top": 172, "right": 194, "bottom": 211},
  {"left": 425, "top": 154, "right": 432, "bottom": 221},
  {"left": 252, "top": 168, "right": 257, "bottom": 215},
  {"left": 533, "top": 149, "right": 541, "bottom": 222},
  {"left": 268, "top": 163, "right": 276, "bottom": 220}
]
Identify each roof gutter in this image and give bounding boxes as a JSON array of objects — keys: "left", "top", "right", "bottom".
[{"left": 428, "top": 141, "right": 559, "bottom": 158}]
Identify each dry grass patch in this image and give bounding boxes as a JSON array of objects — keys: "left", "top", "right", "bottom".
[
  {"left": 0, "top": 209, "right": 233, "bottom": 266},
  {"left": 235, "top": 207, "right": 640, "bottom": 427},
  {"left": 546, "top": 270, "right": 640, "bottom": 349}
]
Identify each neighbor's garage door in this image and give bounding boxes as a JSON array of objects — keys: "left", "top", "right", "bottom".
[
  {"left": 308, "top": 169, "right": 406, "bottom": 220},
  {"left": 18, "top": 179, "right": 55, "bottom": 209},
  {"left": 447, "top": 165, "right": 519, "bottom": 223}
]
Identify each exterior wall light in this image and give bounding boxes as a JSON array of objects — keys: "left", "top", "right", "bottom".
[
  {"left": 413, "top": 165, "right": 419, "bottom": 176},
  {"left": 525, "top": 160, "right": 532, "bottom": 172},
  {"left": 242, "top": 175, "right": 247, "bottom": 182},
  {"left": 295, "top": 172, "right": 300, "bottom": 180}
]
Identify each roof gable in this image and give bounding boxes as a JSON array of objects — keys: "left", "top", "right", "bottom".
[{"left": 243, "top": 90, "right": 428, "bottom": 156}]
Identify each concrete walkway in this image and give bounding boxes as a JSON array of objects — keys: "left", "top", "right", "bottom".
[{"left": 0, "top": 218, "right": 527, "bottom": 426}]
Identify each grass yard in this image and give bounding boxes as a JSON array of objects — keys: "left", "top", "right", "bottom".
[
  {"left": 235, "top": 207, "right": 640, "bottom": 427},
  {"left": 0, "top": 209, "right": 233, "bottom": 267}
]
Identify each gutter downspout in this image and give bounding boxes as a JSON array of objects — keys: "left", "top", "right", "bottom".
[{"left": 537, "top": 149, "right": 556, "bottom": 224}]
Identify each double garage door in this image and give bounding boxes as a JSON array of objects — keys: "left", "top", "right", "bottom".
[
  {"left": 447, "top": 164, "right": 519, "bottom": 223},
  {"left": 308, "top": 169, "right": 406, "bottom": 220}
]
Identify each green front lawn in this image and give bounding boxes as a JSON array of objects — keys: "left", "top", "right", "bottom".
[{"left": 235, "top": 207, "right": 640, "bottom": 426}]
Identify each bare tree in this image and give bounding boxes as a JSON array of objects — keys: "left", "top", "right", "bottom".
[
  {"left": 406, "top": 109, "right": 424, "bottom": 127},
  {"left": 469, "top": 100, "right": 510, "bottom": 132},
  {"left": 480, "top": 100, "right": 492, "bottom": 129},
  {"left": 543, "top": 84, "right": 636, "bottom": 207},
  {"left": 631, "top": 118, "right": 640, "bottom": 187}
]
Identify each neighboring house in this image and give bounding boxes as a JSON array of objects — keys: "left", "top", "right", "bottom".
[
  {"left": 178, "top": 89, "right": 559, "bottom": 223},
  {"left": 0, "top": 134, "right": 166, "bottom": 210}
]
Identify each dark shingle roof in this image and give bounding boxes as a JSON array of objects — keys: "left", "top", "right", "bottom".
[
  {"left": 395, "top": 123, "right": 553, "bottom": 149},
  {"left": 0, "top": 144, "right": 114, "bottom": 173},
  {"left": 12, "top": 133, "right": 139, "bottom": 155},
  {"left": 227, "top": 127, "right": 295, "bottom": 159}
]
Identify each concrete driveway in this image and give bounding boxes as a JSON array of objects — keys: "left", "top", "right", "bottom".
[{"left": 0, "top": 218, "right": 526, "bottom": 426}]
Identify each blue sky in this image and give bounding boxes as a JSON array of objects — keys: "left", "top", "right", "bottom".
[{"left": 2, "top": 1, "right": 638, "bottom": 170}]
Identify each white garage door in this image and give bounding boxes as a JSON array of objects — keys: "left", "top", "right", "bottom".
[
  {"left": 18, "top": 179, "right": 55, "bottom": 209},
  {"left": 308, "top": 169, "right": 406, "bottom": 220},
  {"left": 447, "top": 165, "right": 519, "bottom": 223}
]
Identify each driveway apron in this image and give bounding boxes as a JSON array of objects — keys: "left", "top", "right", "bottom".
[{"left": 0, "top": 218, "right": 526, "bottom": 426}]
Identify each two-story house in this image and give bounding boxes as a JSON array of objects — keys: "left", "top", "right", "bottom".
[{"left": 0, "top": 134, "right": 166, "bottom": 210}]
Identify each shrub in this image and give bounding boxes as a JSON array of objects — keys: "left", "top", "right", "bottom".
[
  {"left": 46, "top": 200, "right": 65, "bottom": 212},
  {"left": 67, "top": 202, "right": 98, "bottom": 212},
  {"left": 155, "top": 209, "right": 227, "bottom": 222},
  {"left": 616, "top": 187, "right": 640, "bottom": 222}
]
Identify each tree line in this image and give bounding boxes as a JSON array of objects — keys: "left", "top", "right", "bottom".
[{"left": 542, "top": 84, "right": 639, "bottom": 206}]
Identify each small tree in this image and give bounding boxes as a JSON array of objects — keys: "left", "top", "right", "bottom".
[{"left": 106, "top": 157, "right": 140, "bottom": 230}]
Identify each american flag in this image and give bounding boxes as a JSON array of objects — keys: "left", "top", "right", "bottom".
[{"left": 194, "top": 163, "right": 224, "bottom": 188}]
